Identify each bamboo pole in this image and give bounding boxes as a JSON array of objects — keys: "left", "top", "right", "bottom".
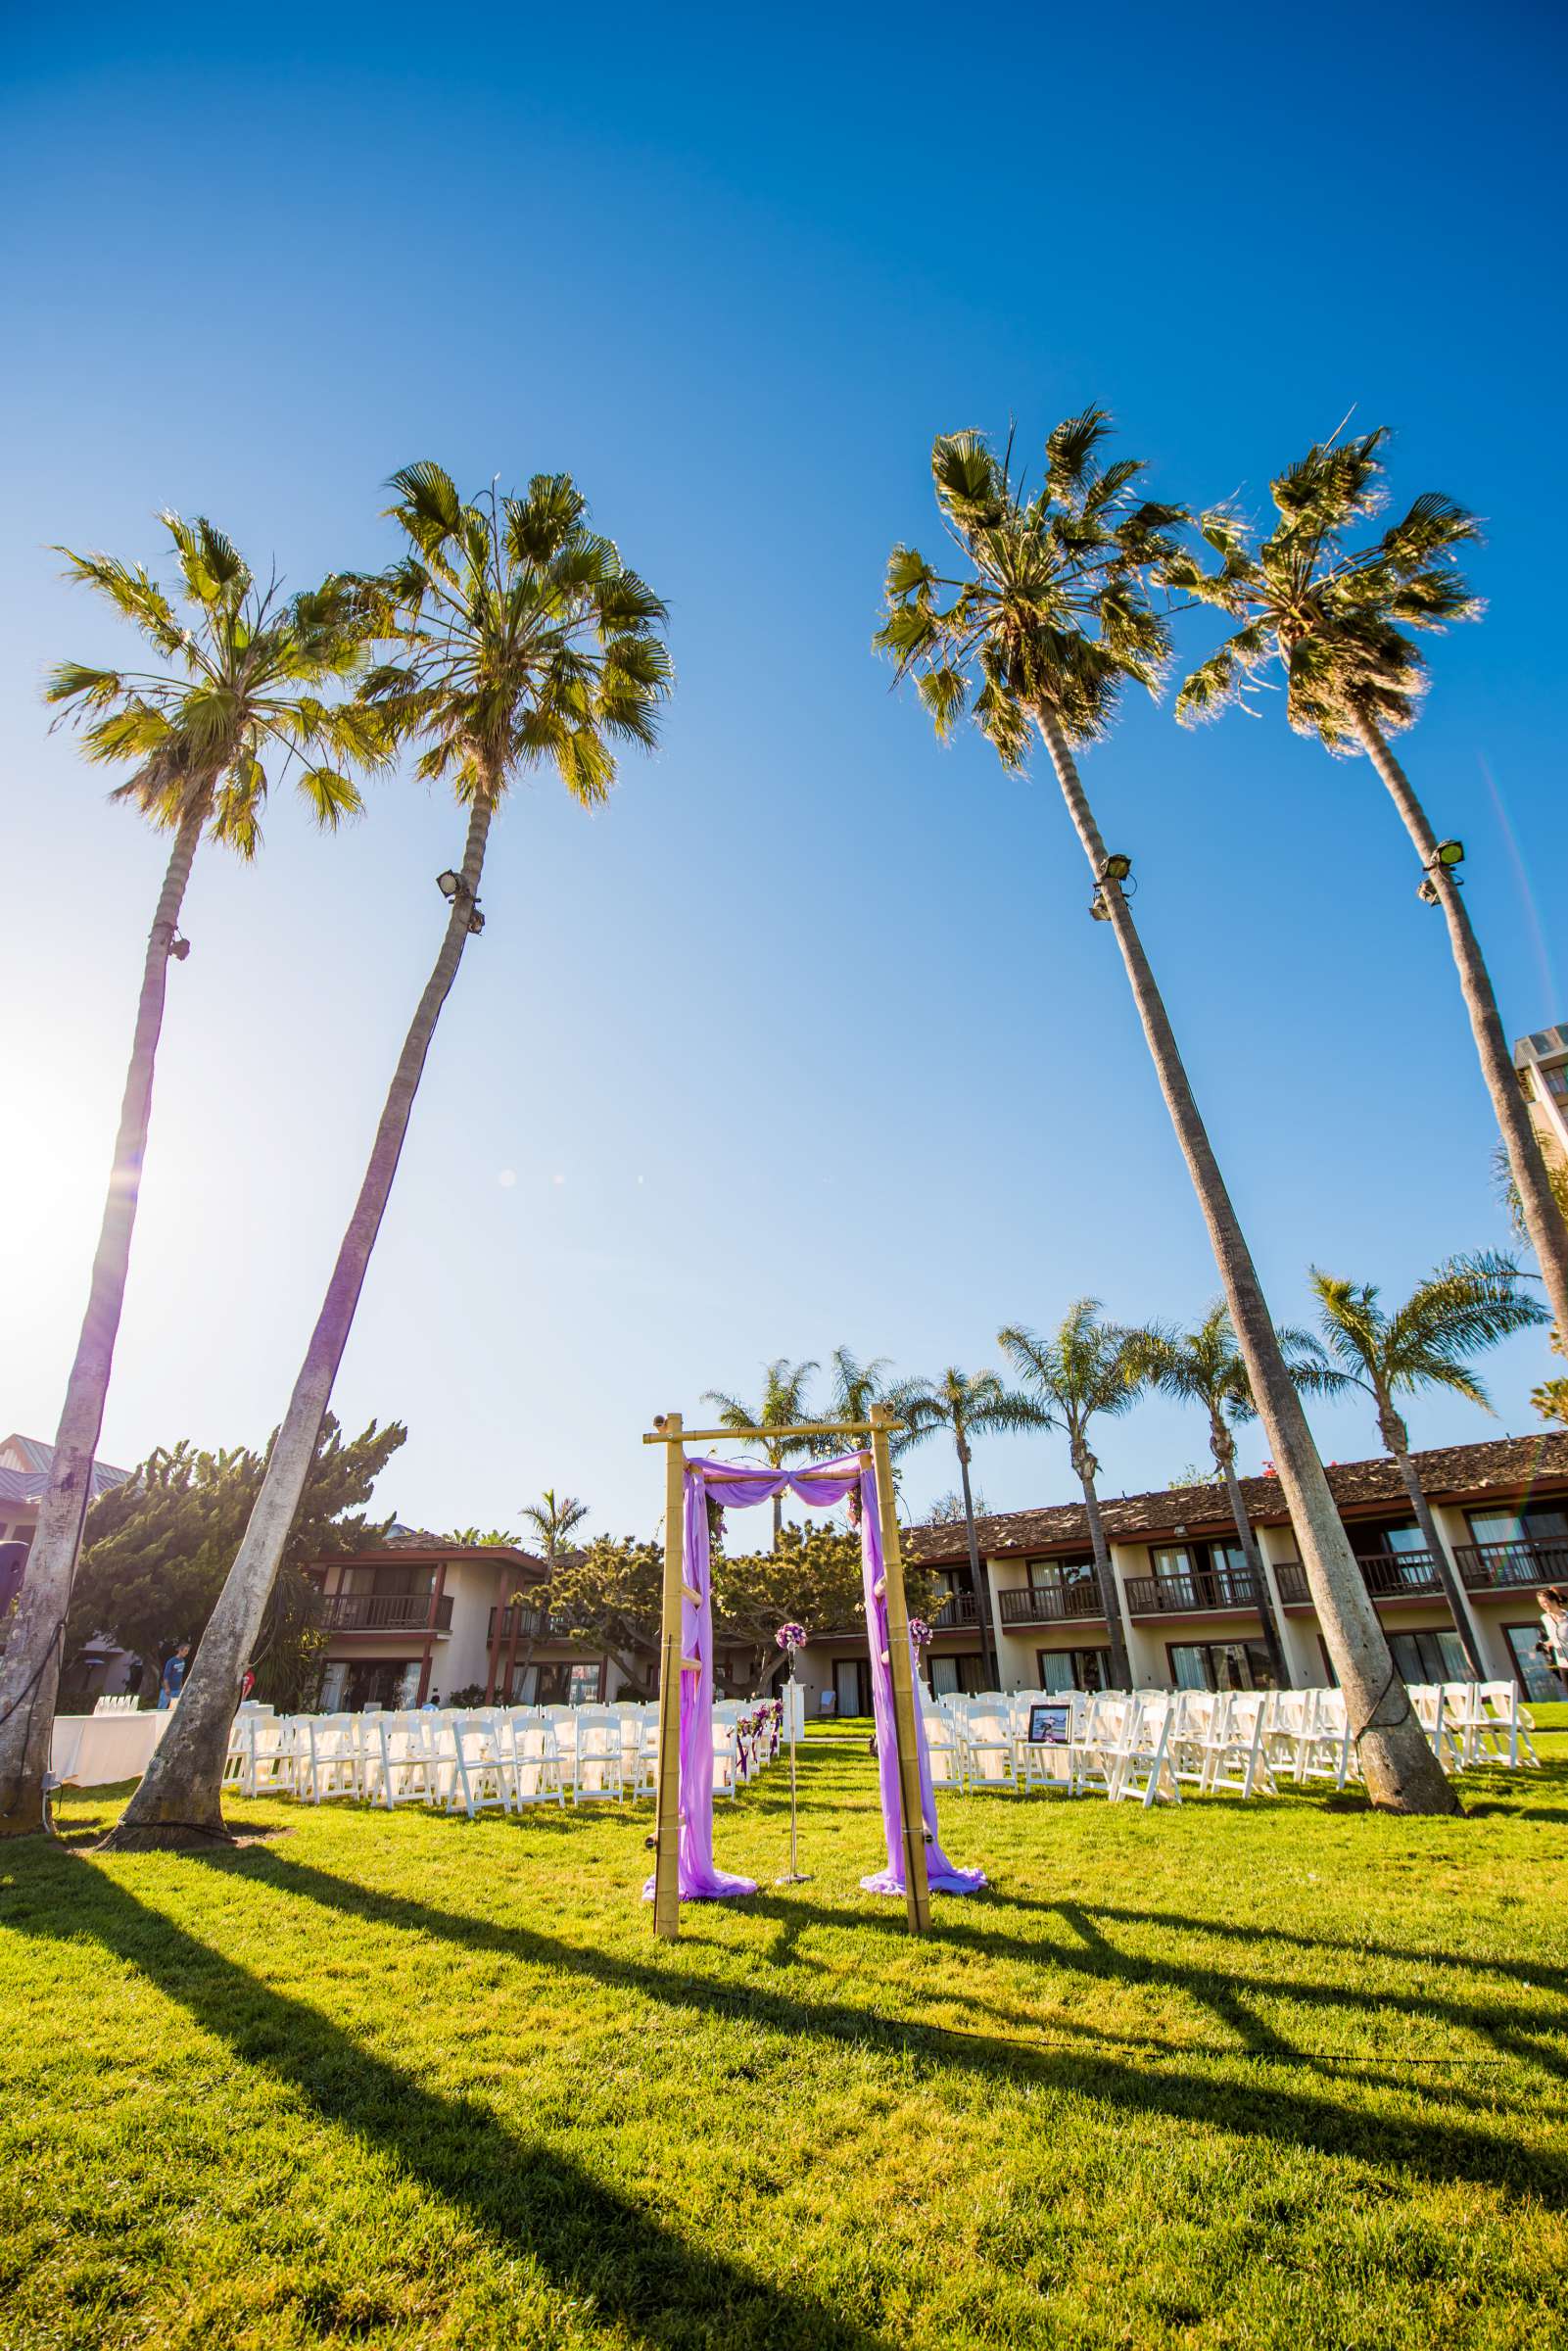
[
  {"left": 871, "top": 1404, "right": 931, "bottom": 1936},
  {"left": 652, "top": 1413, "right": 686, "bottom": 1941},
  {"left": 643, "top": 1420, "right": 902, "bottom": 1446}
]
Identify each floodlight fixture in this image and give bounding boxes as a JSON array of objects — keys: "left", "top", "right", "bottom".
[
  {"left": 168, "top": 933, "right": 191, "bottom": 962},
  {"left": 1101, "top": 852, "right": 1133, "bottom": 883},
  {"left": 1089, "top": 889, "right": 1113, "bottom": 922},
  {"left": 436, "top": 869, "right": 462, "bottom": 899},
  {"left": 1434, "top": 839, "right": 1465, "bottom": 867},
  {"left": 1416, "top": 876, "right": 1441, "bottom": 906},
  {"left": 467, "top": 906, "right": 486, "bottom": 936}
]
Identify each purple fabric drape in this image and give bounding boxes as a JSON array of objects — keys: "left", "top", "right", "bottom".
[{"left": 643, "top": 1451, "right": 982, "bottom": 1903}]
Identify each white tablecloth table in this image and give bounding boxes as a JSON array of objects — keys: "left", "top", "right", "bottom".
[{"left": 51, "top": 1709, "right": 172, "bottom": 1786}]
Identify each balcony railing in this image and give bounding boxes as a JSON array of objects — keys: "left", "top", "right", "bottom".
[
  {"left": 318, "top": 1592, "right": 452, "bottom": 1634},
  {"left": 931, "top": 1591, "right": 981, "bottom": 1629},
  {"left": 1453, "top": 1538, "right": 1568, "bottom": 1592},
  {"left": 997, "top": 1579, "right": 1105, "bottom": 1626},
  {"left": 487, "top": 1604, "right": 553, "bottom": 1644},
  {"left": 1274, "top": 1554, "right": 1443, "bottom": 1607},
  {"left": 1354, "top": 1550, "right": 1443, "bottom": 1599},
  {"left": 1123, "top": 1568, "right": 1261, "bottom": 1616}
]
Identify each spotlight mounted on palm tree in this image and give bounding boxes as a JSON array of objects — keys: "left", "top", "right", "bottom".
[
  {"left": 436, "top": 869, "right": 464, "bottom": 900},
  {"left": 1435, "top": 839, "right": 1465, "bottom": 867},
  {"left": 168, "top": 932, "right": 191, "bottom": 961},
  {"left": 1089, "top": 888, "right": 1113, "bottom": 922},
  {"left": 1100, "top": 852, "right": 1133, "bottom": 883}
]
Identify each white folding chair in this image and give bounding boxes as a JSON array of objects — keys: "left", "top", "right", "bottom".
[
  {"left": 506, "top": 1715, "right": 566, "bottom": 1808},
  {"left": 572, "top": 1709, "right": 626, "bottom": 1803},
  {"left": 297, "top": 1713, "right": 362, "bottom": 1803},
  {"left": 1202, "top": 1691, "right": 1274, "bottom": 1798},
  {"left": 443, "top": 1714, "right": 514, "bottom": 1817}
]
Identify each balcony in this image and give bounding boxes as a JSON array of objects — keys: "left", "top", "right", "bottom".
[
  {"left": 997, "top": 1579, "right": 1105, "bottom": 1627},
  {"left": 1273, "top": 1554, "right": 1444, "bottom": 1607},
  {"left": 488, "top": 1604, "right": 553, "bottom": 1644},
  {"left": 1454, "top": 1538, "right": 1568, "bottom": 1593},
  {"left": 1123, "top": 1568, "right": 1261, "bottom": 1616},
  {"left": 931, "top": 1591, "right": 981, "bottom": 1629},
  {"left": 318, "top": 1592, "right": 453, "bottom": 1634}
]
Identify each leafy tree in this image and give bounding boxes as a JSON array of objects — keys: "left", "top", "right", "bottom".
[
  {"left": 1308, "top": 1254, "right": 1549, "bottom": 1676},
  {"left": 927, "top": 1489, "right": 988, "bottom": 1525},
  {"left": 880, "top": 408, "right": 1456, "bottom": 1814},
  {"left": 1172, "top": 430, "right": 1568, "bottom": 1350},
  {"left": 702, "top": 1359, "right": 820, "bottom": 1544},
  {"left": 445, "top": 1527, "right": 522, "bottom": 1548},
  {"left": 711, "top": 1522, "right": 937, "bottom": 1693},
  {"left": 1125, "top": 1304, "right": 1335, "bottom": 1688},
  {"left": 546, "top": 1537, "right": 665, "bottom": 1698},
  {"left": 66, "top": 1417, "right": 404, "bottom": 1708},
  {"left": 0, "top": 520, "right": 378, "bottom": 1838},
  {"left": 108, "top": 465, "right": 670, "bottom": 1849},
  {"left": 890, "top": 1367, "right": 1045, "bottom": 1687},
  {"left": 998, "top": 1306, "right": 1146, "bottom": 1689}
]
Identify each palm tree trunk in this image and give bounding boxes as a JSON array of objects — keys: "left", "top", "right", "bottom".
[
  {"left": 1035, "top": 707, "right": 1456, "bottom": 1812},
  {"left": 1214, "top": 1447, "right": 1292, "bottom": 1688},
  {"left": 1355, "top": 712, "right": 1568, "bottom": 1344},
  {"left": 0, "top": 804, "right": 205, "bottom": 1839},
  {"left": 1076, "top": 1463, "right": 1132, "bottom": 1689},
  {"left": 1373, "top": 1398, "right": 1485, "bottom": 1678},
  {"left": 101, "top": 792, "right": 496, "bottom": 1847},
  {"left": 955, "top": 1439, "right": 1000, "bottom": 1687}
]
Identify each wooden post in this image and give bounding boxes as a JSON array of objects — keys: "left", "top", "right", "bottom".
[
  {"left": 652, "top": 1414, "right": 686, "bottom": 1940},
  {"left": 871, "top": 1405, "right": 931, "bottom": 1935}
]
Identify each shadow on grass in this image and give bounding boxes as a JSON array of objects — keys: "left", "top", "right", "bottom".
[
  {"left": 134, "top": 1846, "right": 1568, "bottom": 2210},
  {"left": 8, "top": 1854, "right": 883, "bottom": 2351}
]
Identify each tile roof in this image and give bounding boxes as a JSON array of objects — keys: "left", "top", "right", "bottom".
[
  {"left": 904, "top": 1431, "right": 1568, "bottom": 1564},
  {"left": 0, "top": 1433, "right": 130, "bottom": 1507}
]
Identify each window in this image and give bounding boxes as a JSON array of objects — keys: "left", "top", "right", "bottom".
[
  {"left": 567, "top": 1660, "right": 604, "bottom": 1705},
  {"left": 1386, "top": 1629, "right": 1469, "bottom": 1684},
  {"left": 1151, "top": 1546, "right": 1193, "bottom": 1580},
  {"left": 1468, "top": 1505, "right": 1568, "bottom": 1545},
  {"left": 1503, "top": 1623, "right": 1564, "bottom": 1702},
  {"left": 1035, "top": 1648, "right": 1110, "bottom": 1693},
  {"left": 1166, "top": 1640, "right": 1278, "bottom": 1692}
]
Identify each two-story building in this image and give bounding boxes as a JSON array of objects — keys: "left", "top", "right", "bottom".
[
  {"left": 303, "top": 1526, "right": 555, "bottom": 1711},
  {"left": 786, "top": 1432, "right": 1568, "bottom": 1713}
]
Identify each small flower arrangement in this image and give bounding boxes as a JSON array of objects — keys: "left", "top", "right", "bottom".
[
  {"left": 907, "top": 1617, "right": 932, "bottom": 1649},
  {"left": 776, "top": 1622, "right": 808, "bottom": 1652}
]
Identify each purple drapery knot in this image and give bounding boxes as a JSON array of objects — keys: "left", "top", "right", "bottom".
[{"left": 642, "top": 1452, "right": 983, "bottom": 1904}]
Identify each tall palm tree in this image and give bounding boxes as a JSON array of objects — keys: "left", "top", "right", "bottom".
[
  {"left": 519, "top": 1489, "right": 591, "bottom": 1561},
  {"left": 0, "top": 519, "right": 375, "bottom": 1839},
  {"left": 1308, "top": 1253, "right": 1548, "bottom": 1677},
  {"left": 880, "top": 408, "right": 1456, "bottom": 1813},
  {"left": 997, "top": 1305, "right": 1146, "bottom": 1689},
  {"left": 1172, "top": 430, "right": 1568, "bottom": 1350},
  {"left": 702, "top": 1359, "right": 820, "bottom": 1544},
  {"left": 1125, "top": 1303, "right": 1336, "bottom": 1689},
  {"left": 891, "top": 1367, "right": 1046, "bottom": 1688},
  {"left": 103, "top": 464, "right": 671, "bottom": 1847},
  {"left": 505, "top": 1489, "right": 591, "bottom": 1700}
]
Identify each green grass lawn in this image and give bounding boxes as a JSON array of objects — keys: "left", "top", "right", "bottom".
[{"left": 2, "top": 1714, "right": 1565, "bottom": 2351}]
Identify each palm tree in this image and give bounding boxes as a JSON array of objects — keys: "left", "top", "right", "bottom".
[
  {"left": 1126, "top": 1303, "right": 1336, "bottom": 1689},
  {"left": 519, "top": 1489, "right": 591, "bottom": 1562},
  {"left": 702, "top": 1359, "right": 820, "bottom": 1544},
  {"left": 1308, "top": 1254, "right": 1549, "bottom": 1677},
  {"left": 0, "top": 518, "right": 375, "bottom": 1840},
  {"left": 997, "top": 1305, "right": 1147, "bottom": 1689},
  {"left": 103, "top": 464, "right": 671, "bottom": 1847},
  {"left": 891, "top": 1367, "right": 1046, "bottom": 1688},
  {"left": 880, "top": 408, "right": 1456, "bottom": 1813},
  {"left": 1172, "top": 430, "right": 1568, "bottom": 1350}
]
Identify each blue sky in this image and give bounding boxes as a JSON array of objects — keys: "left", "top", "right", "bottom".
[{"left": 4, "top": 0, "right": 1565, "bottom": 1542}]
